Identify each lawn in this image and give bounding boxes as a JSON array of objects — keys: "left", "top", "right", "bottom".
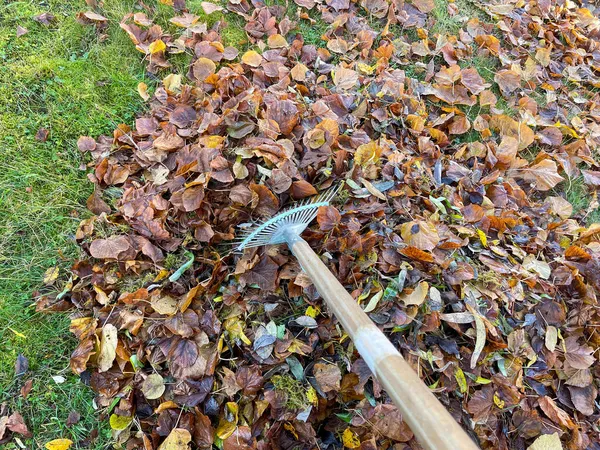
[
  {"left": 0, "top": 1, "right": 146, "bottom": 446},
  {"left": 1, "top": 0, "right": 599, "bottom": 448}
]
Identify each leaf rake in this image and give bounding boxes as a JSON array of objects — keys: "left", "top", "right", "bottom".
[{"left": 235, "top": 185, "right": 478, "bottom": 450}]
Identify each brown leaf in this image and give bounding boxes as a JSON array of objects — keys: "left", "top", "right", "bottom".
[
  {"left": 250, "top": 183, "right": 280, "bottom": 216},
  {"left": 517, "top": 160, "right": 564, "bottom": 191},
  {"left": 89, "top": 236, "right": 132, "bottom": 260},
  {"left": 193, "top": 411, "right": 214, "bottom": 448},
  {"left": 6, "top": 411, "right": 31, "bottom": 437},
  {"left": 313, "top": 362, "right": 341, "bottom": 393},
  {"left": 290, "top": 180, "right": 318, "bottom": 200},
  {"left": 317, "top": 206, "right": 341, "bottom": 231},
  {"left": 494, "top": 69, "right": 521, "bottom": 95},
  {"left": 16, "top": 25, "right": 28, "bottom": 37},
  {"left": 77, "top": 136, "right": 96, "bottom": 152},
  {"left": 223, "top": 426, "right": 255, "bottom": 450},
  {"left": 332, "top": 66, "right": 358, "bottom": 90},
  {"left": 567, "top": 384, "right": 597, "bottom": 416},
  {"left": 20, "top": 379, "right": 33, "bottom": 399},
  {"left": 192, "top": 57, "right": 217, "bottom": 82},
  {"left": 538, "top": 396, "right": 576, "bottom": 429},
  {"left": 35, "top": 128, "right": 49, "bottom": 142},
  {"left": 370, "top": 404, "right": 413, "bottom": 442},
  {"left": 242, "top": 255, "right": 279, "bottom": 291},
  {"left": 66, "top": 411, "right": 81, "bottom": 427},
  {"left": 564, "top": 337, "right": 595, "bottom": 370},
  {"left": 33, "top": 12, "right": 55, "bottom": 25},
  {"left": 86, "top": 189, "right": 111, "bottom": 215},
  {"left": 495, "top": 136, "right": 519, "bottom": 166}
]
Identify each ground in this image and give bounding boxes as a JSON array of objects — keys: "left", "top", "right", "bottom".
[{"left": 0, "top": 0, "right": 599, "bottom": 448}]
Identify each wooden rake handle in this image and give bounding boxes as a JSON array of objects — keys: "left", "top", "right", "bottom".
[{"left": 290, "top": 237, "right": 479, "bottom": 450}]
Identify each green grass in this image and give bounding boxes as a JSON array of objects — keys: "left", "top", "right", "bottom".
[
  {"left": 563, "top": 177, "right": 600, "bottom": 225},
  {"left": 0, "top": 0, "right": 151, "bottom": 447},
  {"left": 430, "top": 0, "right": 486, "bottom": 38}
]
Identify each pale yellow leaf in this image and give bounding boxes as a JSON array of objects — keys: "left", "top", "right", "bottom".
[
  {"left": 158, "top": 428, "right": 192, "bottom": 450},
  {"left": 545, "top": 326, "right": 558, "bottom": 352},
  {"left": 137, "top": 82, "right": 150, "bottom": 101},
  {"left": 97, "top": 323, "right": 117, "bottom": 372},
  {"left": 527, "top": 432, "right": 563, "bottom": 450},
  {"left": 399, "top": 281, "right": 429, "bottom": 306},
  {"left": 363, "top": 290, "right": 383, "bottom": 313},
  {"left": 43, "top": 266, "right": 59, "bottom": 285}
]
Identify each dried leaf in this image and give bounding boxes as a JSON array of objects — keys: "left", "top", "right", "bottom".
[
  {"left": 97, "top": 324, "right": 118, "bottom": 372},
  {"left": 141, "top": 373, "right": 166, "bottom": 399},
  {"left": 158, "top": 428, "right": 192, "bottom": 450}
]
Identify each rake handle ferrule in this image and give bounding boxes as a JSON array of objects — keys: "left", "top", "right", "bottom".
[{"left": 289, "top": 237, "right": 479, "bottom": 450}]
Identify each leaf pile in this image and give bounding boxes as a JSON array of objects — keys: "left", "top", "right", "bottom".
[{"left": 36, "top": 0, "right": 600, "bottom": 448}]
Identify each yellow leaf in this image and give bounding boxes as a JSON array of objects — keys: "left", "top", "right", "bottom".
[
  {"left": 43, "top": 266, "right": 59, "bottom": 285},
  {"left": 305, "top": 305, "right": 319, "bottom": 318},
  {"left": 493, "top": 392, "right": 505, "bottom": 409},
  {"left": 474, "top": 376, "right": 492, "bottom": 384},
  {"left": 137, "top": 82, "right": 150, "bottom": 101},
  {"left": 148, "top": 39, "right": 166, "bottom": 54},
  {"left": 267, "top": 33, "right": 288, "bottom": 48},
  {"left": 8, "top": 327, "right": 26, "bottom": 339},
  {"left": 224, "top": 317, "right": 251, "bottom": 346},
  {"left": 354, "top": 141, "right": 381, "bottom": 167},
  {"left": 154, "top": 269, "right": 170, "bottom": 282},
  {"left": 216, "top": 402, "right": 238, "bottom": 440},
  {"left": 241, "top": 50, "right": 262, "bottom": 67},
  {"left": 284, "top": 423, "right": 299, "bottom": 439},
  {"left": 206, "top": 135, "right": 225, "bottom": 148},
  {"left": 159, "top": 0, "right": 174, "bottom": 4},
  {"left": 454, "top": 366, "right": 468, "bottom": 394},
  {"left": 476, "top": 229, "right": 488, "bottom": 247},
  {"left": 357, "top": 63, "right": 375, "bottom": 75},
  {"left": 45, "top": 439, "right": 74, "bottom": 450},
  {"left": 342, "top": 428, "right": 361, "bottom": 449},
  {"left": 158, "top": 428, "right": 192, "bottom": 450},
  {"left": 109, "top": 414, "right": 133, "bottom": 430},
  {"left": 306, "top": 386, "right": 318, "bottom": 405}
]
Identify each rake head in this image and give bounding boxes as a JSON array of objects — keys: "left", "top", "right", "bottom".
[{"left": 235, "top": 186, "right": 339, "bottom": 252}]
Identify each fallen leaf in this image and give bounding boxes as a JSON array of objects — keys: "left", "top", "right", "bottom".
[
  {"left": 141, "top": 373, "right": 166, "bottom": 399},
  {"left": 97, "top": 323, "right": 118, "bottom": 372},
  {"left": 527, "top": 433, "right": 562, "bottom": 450},
  {"left": 45, "top": 439, "right": 73, "bottom": 450}
]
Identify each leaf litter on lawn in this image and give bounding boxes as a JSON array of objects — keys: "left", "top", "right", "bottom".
[{"left": 23, "top": 0, "right": 600, "bottom": 448}]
